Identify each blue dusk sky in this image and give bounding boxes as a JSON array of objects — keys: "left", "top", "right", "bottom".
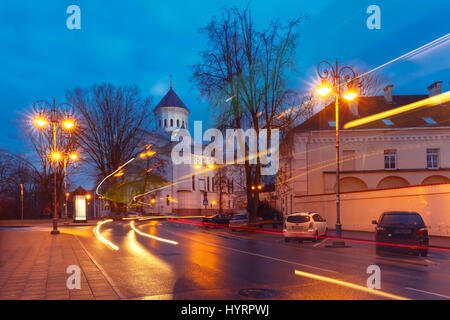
[{"left": 0, "top": 0, "right": 449, "bottom": 152}]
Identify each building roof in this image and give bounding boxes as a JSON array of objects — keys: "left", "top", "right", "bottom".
[
  {"left": 295, "top": 94, "right": 450, "bottom": 132},
  {"left": 153, "top": 86, "right": 188, "bottom": 112}
]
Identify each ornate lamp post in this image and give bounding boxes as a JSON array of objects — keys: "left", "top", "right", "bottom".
[
  {"left": 316, "top": 60, "right": 358, "bottom": 245},
  {"left": 33, "top": 99, "right": 75, "bottom": 234}
]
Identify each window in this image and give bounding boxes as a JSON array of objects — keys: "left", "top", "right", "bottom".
[
  {"left": 182, "top": 120, "right": 185, "bottom": 128},
  {"left": 212, "top": 177, "right": 215, "bottom": 192},
  {"left": 328, "top": 121, "right": 336, "bottom": 127},
  {"left": 177, "top": 119, "right": 180, "bottom": 127},
  {"left": 380, "top": 212, "right": 424, "bottom": 227},
  {"left": 207, "top": 176, "right": 210, "bottom": 192},
  {"left": 170, "top": 119, "right": 173, "bottom": 127},
  {"left": 286, "top": 215, "right": 310, "bottom": 223},
  {"left": 427, "top": 149, "right": 439, "bottom": 169},
  {"left": 164, "top": 119, "right": 167, "bottom": 127},
  {"left": 384, "top": 150, "right": 396, "bottom": 169},
  {"left": 159, "top": 119, "right": 161, "bottom": 128},
  {"left": 192, "top": 175, "right": 195, "bottom": 190},
  {"left": 382, "top": 119, "right": 394, "bottom": 125},
  {"left": 423, "top": 117, "right": 436, "bottom": 124},
  {"left": 166, "top": 195, "right": 170, "bottom": 206}
]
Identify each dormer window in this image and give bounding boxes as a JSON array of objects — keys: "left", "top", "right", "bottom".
[{"left": 423, "top": 117, "right": 436, "bottom": 124}]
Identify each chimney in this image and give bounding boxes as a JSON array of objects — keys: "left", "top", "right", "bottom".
[
  {"left": 427, "top": 81, "right": 442, "bottom": 97},
  {"left": 383, "top": 84, "right": 394, "bottom": 103}
]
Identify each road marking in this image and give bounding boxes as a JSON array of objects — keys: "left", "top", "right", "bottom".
[
  {"left": 161, "top": 225, "right": 339, "bottom": 274},
  {"left": 405, "top": 287, "right": 450, "bottom": 299},
  {"left": 130, "top": 221, "right": 178, "bottom": 245},
  {"left": 75, "top": 235, "right": 126, "bottom": 299},
  {"left": 93, "top": 220, "right": 119, "bottom": 251},
  {"left": 294, "top": 270, "right": 409, "bottom": 300},
  {"left": 314, "top": 238, "right": 329, "bottom": 247}
]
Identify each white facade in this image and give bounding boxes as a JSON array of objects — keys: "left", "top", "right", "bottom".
[
  {"left": 143, "top": 85, "right": 246, "bottom": 215},
  {"left": 277, "top": 82, "right": 450, "bottom": 235}
]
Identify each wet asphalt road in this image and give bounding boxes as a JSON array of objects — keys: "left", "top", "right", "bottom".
[{"left": 74, "top": 219, "right": 450, "bottom": 300}]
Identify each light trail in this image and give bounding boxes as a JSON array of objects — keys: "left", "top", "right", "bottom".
[
  {"left": 93, "top": 219, "right": 119, "bottom": 251},
  {"left": 344, "top": 91, "right": 450, "bottom": 129},
  {"left": 294, "top": 269, "right": 409, "bottom": 300},
  {"left": 95, "top": 157, "right": 135, "bottom": 198},
  {"left": 355, "top": 33, "right": 450, "bottom": 81},
  {"left": 168, "top": 218, "right": 450, "bottom": 253},
  {"left": 130, "top": 221, "right": 179, "bottom": 245}
]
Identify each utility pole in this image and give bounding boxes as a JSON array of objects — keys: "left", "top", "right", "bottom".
[{"left": 20, "top": 183, "right": 24, "bottom": 220}]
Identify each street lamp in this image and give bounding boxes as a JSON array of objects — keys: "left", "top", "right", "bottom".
[
  {"left": 49, "top": 152, "right": 79, "bottom": 223},
  {"left": 194, "top": 162, "right": 215, "bottom": 216},
  {"left": 32, "top": 98, "right": 75, "bottom": 235},
  {"left": 316, "top": 60, "right": 358, "bottom": 246}
]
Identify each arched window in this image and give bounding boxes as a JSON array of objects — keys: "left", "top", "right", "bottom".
[
  {"left": 377, "top": 176, "right": 410, "bottom": 189},
  {"left": 422, "top": 175, "right": 449, "bottom": 185},
  {"left": 334, "top": 177, "right": 368, "bottom": 192},
  {"left": 170, "top": 119, "right": 173, "bottom": 127}
]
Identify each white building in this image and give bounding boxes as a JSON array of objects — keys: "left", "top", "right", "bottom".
[
  {"left": 276, "top": 81, "right": 450, "bottom": 236},
  {"left": 143, "top": 84, "right": 246, "bottom": 215}
]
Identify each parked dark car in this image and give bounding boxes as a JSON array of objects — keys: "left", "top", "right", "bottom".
[
  {"left": 372, "top": 211, "right": 429, "bottom": 257},
  {"left": 202, "top": 214, "right": 230, "bottom": 228}
]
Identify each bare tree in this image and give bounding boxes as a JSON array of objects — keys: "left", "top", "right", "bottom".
[
  {"left": 67, "top": 84, "right": 152, "bottom": 180},
  {"left": 192, "top": 7, "right": 308, "bottom": 221},
  {"left": 0, "top": 150, "right": 48, "bottom": 219}
]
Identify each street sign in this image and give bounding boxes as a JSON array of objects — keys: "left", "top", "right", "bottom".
[{"left": 203, "top": 199, "right": 208, "bottom": 206}]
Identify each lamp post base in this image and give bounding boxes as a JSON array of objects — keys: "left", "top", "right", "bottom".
[{"left": 50, "top": 218, "right": 59, "bottom": 235}]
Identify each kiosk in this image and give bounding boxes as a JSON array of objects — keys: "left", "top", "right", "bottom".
[{"left": 73, "top": 186, "right": 88, "bottom": 223}]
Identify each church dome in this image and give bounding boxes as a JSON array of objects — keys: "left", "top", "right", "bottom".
[
  {"left": 153, "top": 83, "right": 190, "bottom": 133},
  {"left": 153, "top": 86, "right": 189, "bottom": 112}
]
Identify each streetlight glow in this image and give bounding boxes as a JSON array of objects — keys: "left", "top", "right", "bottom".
[
  {"left": 208, "top": 164, "right": 215, "bottom": 169},
  {"left": 195, "top": 164, "right": 201, "bottom": 169},
  {"left": 34, "top": 117, "right": 47, "bottom": 127},
  {"left": 62, "top": 119, "right": 75, "bottom": 130},
  {"left": 343, "top": 91, "right": 358, "bottom": 101},
  {"left": 316, "top": 80, "right": 332, "bottom": 96},
  {"left": 69, "top": 153, "right": 78, "bottom": 160},
  {"left": 51, "top": 152, "right": 62, "bottom": 160}
]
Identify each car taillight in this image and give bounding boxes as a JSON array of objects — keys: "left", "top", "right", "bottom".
[{"left": 416, "top": 228, "right": 428, "bottom": 235}]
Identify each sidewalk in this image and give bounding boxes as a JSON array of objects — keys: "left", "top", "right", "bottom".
[
  {"left": 0, "top": 229, "right": 119, "bottom": 300},
  {"left": 0, "top": 218, "right": 100, "bottom": 228}
]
